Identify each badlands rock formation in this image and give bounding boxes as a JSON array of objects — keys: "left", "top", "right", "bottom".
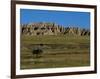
[{"left": 21, "top": 22, "right": 90, "bottom": 36}]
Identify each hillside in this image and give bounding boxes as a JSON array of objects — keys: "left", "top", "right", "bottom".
[{"left": 21, "top": 22, "right": 90, "bottom": 36}]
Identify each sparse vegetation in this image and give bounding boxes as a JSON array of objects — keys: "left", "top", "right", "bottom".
[{"left": 21, "top": 35, "right": 90, "bottom": 69}]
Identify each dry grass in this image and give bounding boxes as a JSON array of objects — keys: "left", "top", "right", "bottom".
[{"left": 20, "top": 35, "right": 90, "bottom": 69}]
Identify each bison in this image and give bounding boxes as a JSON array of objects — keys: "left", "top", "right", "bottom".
[{"left": 32, "top": 47, "right": 43, "bottom": 58}]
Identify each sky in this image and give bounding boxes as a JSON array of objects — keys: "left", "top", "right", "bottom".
[{"left": 20, "top": 9, "right": 90, "bottom": 29}]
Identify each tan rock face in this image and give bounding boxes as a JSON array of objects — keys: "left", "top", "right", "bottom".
[{"left": 21, "top": 22, "right": 90, "bottom": 36}]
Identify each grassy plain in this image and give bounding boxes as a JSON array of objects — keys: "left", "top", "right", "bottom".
[{"left": 21, "top": 35, "right": 90, "bottom": 69}]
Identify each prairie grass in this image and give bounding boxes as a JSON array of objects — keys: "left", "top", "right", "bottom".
[{"left": 20, "top": 35, "right": 90, "bottom": 69}]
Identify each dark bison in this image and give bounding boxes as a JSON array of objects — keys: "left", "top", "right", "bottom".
[{"left": 32, "top": 48, "right": 43, "bottom": 58}]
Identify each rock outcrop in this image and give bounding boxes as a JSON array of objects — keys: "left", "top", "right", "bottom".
[{"left": 21, "top": 22, "right": 90, "bottom": 36}]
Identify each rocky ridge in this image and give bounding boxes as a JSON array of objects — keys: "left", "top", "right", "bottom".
[{"left": 21, "top": 22, "right": 90, "bottom": 36}]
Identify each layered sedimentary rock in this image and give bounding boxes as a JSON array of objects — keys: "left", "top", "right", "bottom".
[{"left": 21, "top": 22, "right": 90, "bottom": 36}]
